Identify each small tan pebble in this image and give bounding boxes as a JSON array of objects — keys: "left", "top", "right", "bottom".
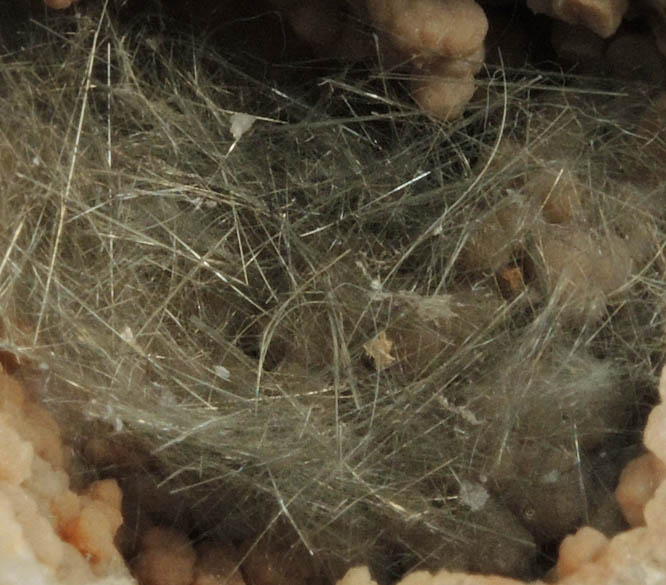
[
  {"left": 556, "top": 526, "right": 609, "bottom": 577},
  {"left": 83, "top": 437, "right": 116, "bottom": 467},
  {"left": 410, "top": 46, "right": 485, "bottom": 119},
  {"left": 616, "top": 453, "right": 666, "bottom": 527},
  {"left": 644, "top": 366, "right": 666, "bottom": 455},
  {"left": 62, "top": 502, "right": 118, "bottom": 573},
  {"left": 133, "top": 526, "right": 196, "bottom": 585},
  {"left": 193, "top": 542, "right": 246, "bottom": 585},
  {"left": 411, "top": 73, "right": 477, "bottom": 120},
  {"left": 85, "top": 478, "right": 123, "bottom": 508},
  {"left": 527, "top": 0, "right": 627, "bottom": 38},
  {"left": 644, "top": 402, "right": 666, "bottom": 466},
  {"left": 367, "top": 0, "right": 488, "bottom": 58},
  {"left": 363, "top": 330, "right": 397, "bottom": 371},
  {"left": 498, "top": 265, "right": 525, "bottom": 293},
  {"left": 86, "top": 497, "right": 123, "bottom": 541},
  {"left": 83, "top": 479, "right": 123, "bottom": 533}
]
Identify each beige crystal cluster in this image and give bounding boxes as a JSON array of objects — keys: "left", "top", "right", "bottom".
[
  {"left": 5, "top": 352, "right": 666, "bottom": 585},
  {"left": 366, "top": 0, "right": 488, "bottom": 120},
  {"left": 41, "top": 0, "right": 666, "bottom": 119},
  {"left": 0, "top": 364, "right": 134, "bottom": 585},
  {"left": 271, "top": 0, "right": 488, "bottom": 119},
  {"left": 0, "top": 361, "right": 312, "bottom": 585}
]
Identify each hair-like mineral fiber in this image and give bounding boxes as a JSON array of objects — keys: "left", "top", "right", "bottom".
[{"left": 0, "top": 0, "right": 665, "bottom": 583}]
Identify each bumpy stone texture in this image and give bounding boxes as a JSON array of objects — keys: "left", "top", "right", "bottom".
[
  {"left": 366, "top": 0, "right": 488, "bottom": 119},
  {"left": 0, "top": 365, "right": 134, "bottom": 585}
]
